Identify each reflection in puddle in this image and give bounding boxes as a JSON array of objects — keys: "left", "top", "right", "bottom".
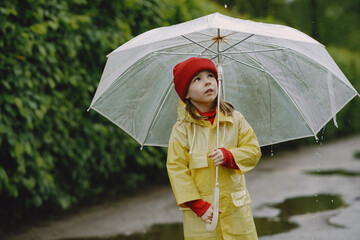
[
  {"left": 306, "top": 169, "right": 360, "bottom": 177},
  {"left": 254, "top": 216, "right": 298, "bottom": 236},
  {"left": 62, "top": 194, "right": 346, "bottom": 240}
]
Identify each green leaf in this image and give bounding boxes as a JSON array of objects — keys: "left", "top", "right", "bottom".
[
  {"left": 2, "top": 81, "right": 11, "bottom": 90},
  {"left": 14, "top": 141, "right": 24, "bottom": 158},
  {"left": 35, "top": 156, "right": 45, "bottom": 168},
  {"left": 37, "top": 45, "right": 47, "bottom": 57},
  {"left": 58, "top": 195, "right": 72, "bottom": 210},
  {"left": 7, "top": 183, "right": 19, "bottom": 198},
  {"left": 22, "top": 177, "right": 36, "bottom": 191},
  {"left": 24, "top": 142, "right": 32, "bottom": 155},
  {"left": 0, "top": 123, "right": 6, "bottom": 134},
  {"left": 0, "top": 166, "right": 9, "bottom": 193},
  {"left": 0, "top": 7, "right": 18, "bottom": 16},
  {"left": 30, "top": 23, "right": 48, "bottom": 35},
  {"left": 14, "top": 97, "right": 23, "bottom": 109}
]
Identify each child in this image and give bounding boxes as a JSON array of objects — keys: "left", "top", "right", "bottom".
[{"left": 167, "top": 57, "right": 261, "bottom": 240}]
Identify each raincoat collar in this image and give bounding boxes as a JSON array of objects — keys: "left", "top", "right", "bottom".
[{"left": 177, "top": 100, "right": 233, "bottom": 127}]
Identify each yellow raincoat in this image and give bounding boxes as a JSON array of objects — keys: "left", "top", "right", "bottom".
[{"left": 167, "top": 101, "right": 261, "bottom": 240}]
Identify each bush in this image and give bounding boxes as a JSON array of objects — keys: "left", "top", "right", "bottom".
[{"left": 0, "top": 0, "right": 223, "bottom": 230}]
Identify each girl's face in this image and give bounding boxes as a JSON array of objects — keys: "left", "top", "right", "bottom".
[{"left": 186, "top": 70, "right": 218, "bottom": 112}]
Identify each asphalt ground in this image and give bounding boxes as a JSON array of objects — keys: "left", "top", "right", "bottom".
[{"left": 5, "top": 135, "right": 360, "bottom": 240}]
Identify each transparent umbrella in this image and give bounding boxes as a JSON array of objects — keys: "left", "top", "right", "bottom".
[
  {"left": 89, "top": 12, "right": 358, "bottom": 148},
  {"left": 88, "top": 12, "right": 359, "bottom": 230}
]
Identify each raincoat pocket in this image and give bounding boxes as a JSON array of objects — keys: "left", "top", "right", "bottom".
[
  {"left": 189, "top": 152, "right": 208, "bottom": 169},
  {"left": 231, "top": 189, "right": 252, "bottom": 207}
]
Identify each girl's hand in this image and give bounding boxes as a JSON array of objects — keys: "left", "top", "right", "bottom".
[
  {"left": 200, "top": 206, "right": 222, "bottom": 224},
  {"left": 201, "top": 206, "right": 213, "bottom": 224},
  {"left": 208, "top": 149, "right": 224, "bottom": 166}
]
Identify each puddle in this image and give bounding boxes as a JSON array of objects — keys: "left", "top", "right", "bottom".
[
  {"left": 254, "top": 217, "right": 298, "bottom": 236},
  {"left": 271, "top": 194, "right": 346, "bottom": 217},
  {"left": 306, "top": 169, "right": 360, "bottom": 177},
  {"left": 354, "top": 151, "right": 360, "bottom": 159},
  {"left": 62, "top": 194, "right": 345, "bottom": 240}
]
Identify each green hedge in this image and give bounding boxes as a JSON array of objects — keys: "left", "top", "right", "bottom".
[{"left": 0, "top": 0, "right": 221, "bottom": 228}]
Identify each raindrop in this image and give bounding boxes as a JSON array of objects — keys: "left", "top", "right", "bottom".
[
  {"left": 224, "top": 4, "right": 228, "bottom": 8},
  {"left": 270, "top": 145, "right": 274, "bottom": 157},
  {"left": 331, "top": 199, "right": 334, "bottom": 203}
]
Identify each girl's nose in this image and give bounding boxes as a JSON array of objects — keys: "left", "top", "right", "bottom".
[{"left": 204, "top": 78, "right": 212, "bottom": 85}]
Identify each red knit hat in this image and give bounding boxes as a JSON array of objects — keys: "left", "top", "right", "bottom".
[{"left": 173, "top": 57, "right": 218, "bottom": 102}]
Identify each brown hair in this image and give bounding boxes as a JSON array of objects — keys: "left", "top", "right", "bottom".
[{"left": 185, "top": 97, "right": 234, "bottom": 121}]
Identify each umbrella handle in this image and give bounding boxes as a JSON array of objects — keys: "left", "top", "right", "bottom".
[
  {"left": 205, "top": 186, "right": 219, "bottom": 231},
  {"left": 206, "top": 30, "right": 222, "bottom": 232}
]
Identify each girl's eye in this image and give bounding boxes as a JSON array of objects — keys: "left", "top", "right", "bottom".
[
  {"left": 208, "top": 73, "right": 214, "bottom": 78},
  {"left": 193, "top": 77, "right": 200, "bottom": 82}
]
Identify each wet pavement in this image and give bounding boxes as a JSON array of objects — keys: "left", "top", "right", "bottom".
[
  {"left": 249, "top": 135, "right": 360, "bottom": 240},
  {"left": 5, "top": 135, "right": 360, "bottom": 240}
]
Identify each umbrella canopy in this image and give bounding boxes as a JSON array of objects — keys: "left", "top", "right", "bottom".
[{"left": 89, "top": 12, "right": 359, "bottom": 147}]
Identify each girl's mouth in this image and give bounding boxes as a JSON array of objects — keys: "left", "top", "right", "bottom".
[{"left": 205, "top": 89, "right": 213, "bottom": 94}]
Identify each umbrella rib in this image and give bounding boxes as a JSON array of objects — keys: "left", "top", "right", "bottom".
[
  {"left": 222, "top": 34, "right": 254, "bottom": 53},
  {"left": 199, "top": 41, "right": 218, "bottom": 57},
  {"left": 141, "top": 80, "right": 174, "bottom": 147},
  {"left": 227, "top": 38, "right": 293, "bottom": 55},
  {"left": 182, "top": 35, "right": 217, "bottom": 55},
  {"left": 227, "top": 37, "right": 285, "bottom": 50},
  {"left": 153, "top": 52, "right": 214, "bottom": 56},
  {"left": 225, "top": 48, "right": 286, "bottom": 54},
  {"left": 219, "top": 54, "right": 266, "bottom": 73},
  {"left": 223, "top": 31, "right": 240, "bottom": 38}
]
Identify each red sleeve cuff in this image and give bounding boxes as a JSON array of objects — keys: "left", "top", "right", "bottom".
[
  {"left": 186, "top": 199, "right": 211, "bottom": 217},
  {"left": 220, "top": 148, "right": 239, "bottom": 169}
]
